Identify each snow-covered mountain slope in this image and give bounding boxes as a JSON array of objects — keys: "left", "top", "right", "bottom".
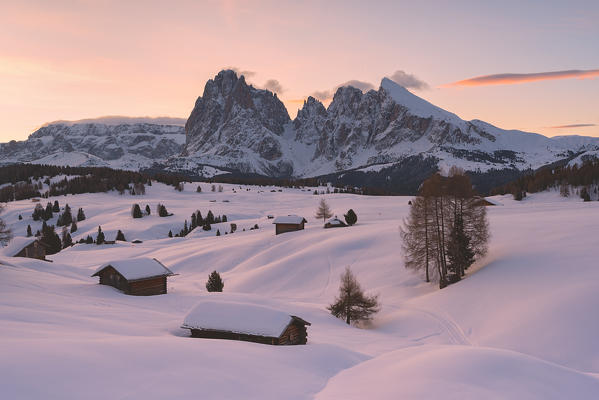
[
  {"left": 0, "top": 120, "right": 185, "bottom": 170},
  {"left": 178, "top": 70, "right": 599, "bottom": 177},
  {"left": 1, "top": 184, "right": 599, "bottom": 398}
]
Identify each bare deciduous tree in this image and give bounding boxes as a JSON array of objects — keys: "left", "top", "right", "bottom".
[
  {"left": 328, "top": 267, "right": 380, "bottom": 325},
  {"left": 0, "top": 204, "right": 12, "bottom": 245},
  {"left": 315, "top": 198, "right": 333, "bottom": 222}
]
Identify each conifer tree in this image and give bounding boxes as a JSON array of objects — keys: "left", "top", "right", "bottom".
[
  {"left": 205, "top": 271, "right": 224, "bottom": 292},
  {"left": 327, "top": 267, "right": 380, "bottom": 325},
  {"left": 44, "top": 202, "right": 53, "bottom": 221},
  {"left": 216, "top": 229, "right": 221, "bottom": 236},
  {"left": 52, "top": 200, "right": 60, "bottom": 212},
  {"left": 77, "top": 208, "right": 86, "bottom": 221},
  {"left": 206, "top": 210, "right": 215, "bottom": 224},
  {"left": 344, "top": 209, "right": 357, "bottom": 226},
  {"left": 196, "top": 185, "right": 202, "bottom": 193},
  {"left": 70, "top": 221, "right": 78, "bottom": 233},
  {"left": 131, "top": 204, "right": 143, "bottom": 218},
  {"left": 195, "top": 210, "right": 203, "bottom": 226},
  {"left": 26, "top": 224, "right": 32, "bottom": 237},
  {"left": 115, "top": 230, "right": 126, "bottom": 241},
  {"left": 40, "top": 223, "right": 61, "bottom": 254},
  {"left": 61, "top": 227, "right": 73, "bottom": 249},
  {"left": 202, "top": 222, "right": 211, "bottom": 231},
  {"left": 85, "top": 235, "right": 93, "bottom": 244},
  {"left": 32, "top": 204, "right": 44, "bottom": 221},
  {"left": 96, "top": 226, "right": 105, "bottom": 245},
  {"left": 18, "top": 214, "right": 22, "bottom": 220},
  {"left": 191, "top": 213, "right": 197, "bottom": 229},
  {"left": 168, "top": 230, "right": 173, "bottom": 238},
  {"left": 145, "top": 204, "right": 151, "bottom": 215}
]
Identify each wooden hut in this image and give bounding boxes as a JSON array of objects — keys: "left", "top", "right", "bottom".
[
  {"left": 2, "top": 237, "right": 46, "bottom": 260},
  {"left": 91, "top": 257, "right": 175, "bottom": 296},
  {"left": 324, "top": 216, "right": 347, "bottom": 229},
  {"left": 272, "top": 215, "right": 307, "bottom": 235},
  {"left": 473, "top": 196, "right": 503, "bottom": 206},
  {"left": 181, "top": 300, "right": 311, "bottom": 345}
]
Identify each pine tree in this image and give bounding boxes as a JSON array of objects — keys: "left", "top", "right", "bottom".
[
  {"left": 44, "top": 202, "right": 53, "bottom": 221},
  {"left": 145, "top": 204, "right": 151, "bottom": 215},
  {"left": 315, "top": 198, "right": 333, "bottom": 222},
  {"left": 222, "top": 215, "right": 227, "bottom": 223},
  {"left": 85, "top": 235, "right": 93, "bottom": 244},
  {"left": 205, "top": 271, "right": 224, "bottom": 292},
  {"left": 52, "top": 200, "right": 60, "bottom": 212},
  {"left": 202, "top": 222, "right": 211, "bottom": 231},
  {"left": 191, "top": 213, "right": 197, "bottom": 229},
  {"left": 70, "top": 221, "right": 78, "bottom": 233},
  {"left": 96, "top": 226, "right": 105, "bottom": 245},
  {"left": 131, "top": 204, "right": 143, "bottom": 218},
  {"left": 157, "top": 204, "right": 169, "bottom": 217},
  {"left": 196, "top": 185, "right": 202, "bottom": 193},
  {"left": 40, "top": 223, "right": 61, "bottom": 254},
  {"left": 18, "top": 214, "right": 22, "bottom": 220},
  {"left": 32, "top": 204, "right": 44, "bottom": 221},
  {"left": 77, "top": 208, "right": 86, "bottom": 221},
  {"left": 216, "top": 229, "right": 221, "bottom": 236},
  {"left": 581, "top": 187, "right": 591, "bottom": 202},
  {"left": 446, "top": 215, "right": 474, "bottom": 281},
  {"left": 195, "top": 210, "right": 203, "bottom": 226},
  {"left": 62, "top": 228, "right": 73, "bottom": 249},
  {"left": 168, "top": 230, "right": 173, "bottom": 238},
  {"left": 62, "top": 204, "right": 72, "bottom": 226},
  {"left": 26, "top": 224, "right": 32, "bottom": 237},
  {"left": 206, "top": 210, "right": 215, "bottom": 224},
  {"left": 115, "top": 230, "right": 126, "bottom": 241},
  {"left": 344, "top": 209, "right": 357, "bottom": 226},
  {"left": 327, "top": 267, "right": 380, "bottom": 325}
]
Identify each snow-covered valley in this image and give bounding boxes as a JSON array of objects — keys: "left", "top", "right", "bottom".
[{"left": 1, "top": 183, "right": 599, "bottom": 399}]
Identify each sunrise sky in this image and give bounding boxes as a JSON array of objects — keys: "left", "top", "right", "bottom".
[{"left": 1, "top": 0, "right": 598, "bottom": 141}]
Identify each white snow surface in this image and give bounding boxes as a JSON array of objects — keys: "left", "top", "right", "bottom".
[
  {"left": 182, "top": 296, "right": 296, "bottom": 337},
  {"left": 93, "top": 257, "right": 174, "bottom": 281},
  {"left": 1, "top": 183, "right": 599, "bottom": 399}
]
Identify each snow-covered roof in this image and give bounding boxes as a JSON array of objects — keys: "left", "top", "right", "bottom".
[
  {"left": 272, "top": 215, "right": 306, "bottom": 224},
  {"left": 1, "top": 237, "right": 38, "bottom": 257},
  {"left": 483, "top": 197, "right": 503, "bottom": 206},
  {"left": 326, "top": 217, "right": 345, "bottom": 225},
  {"left": 92, "top": 257, "right": 174, "bottom": 281},
  {"left": 182, "top": 300, "right": 309, "bottom": 338}
]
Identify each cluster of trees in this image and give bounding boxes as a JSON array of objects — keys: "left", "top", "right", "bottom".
[
  {"left": 131, "top": 204, "right": 153, "bottom": 218},
  {"left": 0, "top": 164, "right": 191, "bottom": 202},
  {"left": 31, "top": 201, "right": 86, "bottom": 224},
  {"left": 491, "top": 159, "right": 599, "bottom": 201},
  {"left": 401, "top": 169, "right": 490, "bottom": 288},
  {"left": 172, "top": 210, "right": 228, "bottom": 237}
]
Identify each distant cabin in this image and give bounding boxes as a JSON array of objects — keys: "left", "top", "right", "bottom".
[
  {"left": 473, "top": 196, "right": 503, "bottom": 207},
  {"left": 272, "top": 215, "right": 307, "bottom": 235},
  {"left": 91, "top": 257, "right": 176, "bottom": 296},
  {"left": 181, "top": 300, "right": 311, "bottom": 345},
  {"left": 2, "top": 237, "right": 46, "bottom": 260},
  {"left": 324, "top": 216, "right": 347, "bottom": 229}
]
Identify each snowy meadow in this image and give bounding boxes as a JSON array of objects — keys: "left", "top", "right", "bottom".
[{"left": 1, "top": 183, "right": 599, "bottom": 399}]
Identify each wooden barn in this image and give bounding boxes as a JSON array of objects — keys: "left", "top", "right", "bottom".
[
  {"left": 2, "top": 237, "right": 46, "bottom": 260},
  {"left": 324, "top": 216, "right": 347, "bottom": 229},
  {"left": 181, "top": 300, "right": 311, "bottom": 345},
  {"left": 272, "top": 215, "right": 307, "bottom": 235},
  {"left": 91, "top": 257, "right": 176, "bottom": 296}
]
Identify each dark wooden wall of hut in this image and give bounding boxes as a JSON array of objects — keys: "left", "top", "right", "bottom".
[
  {"left": 15, "top": 242, "right": 46, "bottom": 260},
  {"left": 97, "top": 267, "right": 167, "bottom": 296},
  {"left": 275, "top": 223, "right": 304, "bottom": 235}
]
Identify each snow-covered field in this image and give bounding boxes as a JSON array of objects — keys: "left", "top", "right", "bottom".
[{"left": 1, "top": 183, "right": 599, "bottom": 399}]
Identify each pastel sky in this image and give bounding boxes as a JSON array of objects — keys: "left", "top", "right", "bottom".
[{"left": 1, "top": 0, "right": 598, "bottom": 141}]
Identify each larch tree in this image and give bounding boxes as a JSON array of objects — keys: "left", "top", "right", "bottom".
[
  {"left": 315, "top": 198, "right": 333, "bottom": 222},
  {"left": 328, "top": 267, "right": 380, "bottom": 325}
]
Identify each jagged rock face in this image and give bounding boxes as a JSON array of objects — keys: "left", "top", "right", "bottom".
[
  {"left": 184, "top": 70, "right": 291, "bottom": 172},
  {"left": 0, "top": 122, "right": 185, "bottom": 169}
]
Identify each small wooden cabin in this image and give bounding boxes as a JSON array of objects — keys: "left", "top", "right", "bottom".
[
  {"left": 91, "top": 257, "right": 175, "bottom": 296},
  {"left": 473, "top": 196, "right": 503, "bottom": 207},
  {"left": 182, "top": 300, "right": 311, "bottom": 345},
  {"left": 272, "top": 215, "right": 307, "bottom": 235},
  {"left": 2, "top": 237, "right": 46, "bottom": 260},
  {"left": 324, "top": 216, "right": 347, "bottom": 229}
]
